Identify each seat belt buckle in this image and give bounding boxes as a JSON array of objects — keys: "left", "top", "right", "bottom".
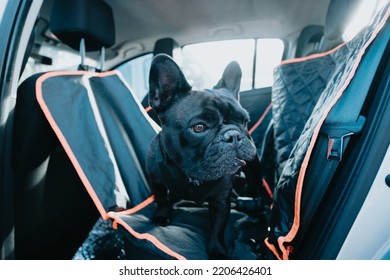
[
  {"left": 326, "top": 132, "right": 354, "bottom": 161},
  {"left": 321, "top": 116, "right": 366, "bottom": 162}
]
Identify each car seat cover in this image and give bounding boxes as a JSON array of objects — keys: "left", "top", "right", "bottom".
[
  {"left": 36, "top": 71, "right": 158, "bottom": 217},
  {"left": 267, "top": 5, "right": 389, "bottom": 259}
]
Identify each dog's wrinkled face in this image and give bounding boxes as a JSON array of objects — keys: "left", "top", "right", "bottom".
[{"left": 149, "top": 54, "right": 257, "bottom": 181}]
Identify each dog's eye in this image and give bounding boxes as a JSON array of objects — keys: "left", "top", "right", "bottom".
[{"left": 192, "top": 123, "right": 207, "bottom": 133}]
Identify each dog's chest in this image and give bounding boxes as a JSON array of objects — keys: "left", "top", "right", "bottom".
[
  {"left": 159, "top": 160, "right": 227, "bottom": 203},
  {"left": 169, "top": 179, "right": 227, "bottom": 204}
]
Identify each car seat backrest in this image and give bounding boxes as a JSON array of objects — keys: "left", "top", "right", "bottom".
[
  {"left": 266, "top": 4, "right": 389, "bottom": 259},
  {"left": 272, "top": 0, "right": 365, "bottom": 184},
  {"left": 12, "top": 0, "right": 116, "bottom": 259},
  {"left": 258, "top": 0, "right": 368, "bottom": 191}
]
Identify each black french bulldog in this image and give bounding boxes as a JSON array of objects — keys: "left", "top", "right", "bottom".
[{"left": 145, "top": 54, "right": 258, "bottom": 259}]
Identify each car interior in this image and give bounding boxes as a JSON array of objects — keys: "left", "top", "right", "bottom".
[{"left": 1, "top": 0, "right": 389, "bottom": 260}]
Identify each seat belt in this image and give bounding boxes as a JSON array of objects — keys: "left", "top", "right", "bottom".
[{"left": 296, "top": 20, "right": 390, "bottom": 250}]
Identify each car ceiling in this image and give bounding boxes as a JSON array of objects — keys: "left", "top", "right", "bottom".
[{"left": 38, "top": 0, "right": 330, "bottom": 67}]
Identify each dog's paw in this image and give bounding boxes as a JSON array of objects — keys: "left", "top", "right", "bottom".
[
  {"left": 151, "top": 215, "right": 170, "bottom": 226},
  {"left": 151, "top": 206, "right": 172, "bottom": 226}
]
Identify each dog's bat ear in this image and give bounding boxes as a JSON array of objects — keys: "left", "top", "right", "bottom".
[
  {"left": 148, "top": 54, "right": 191, "bottom": 113},
  {"left": 214, "top": 61, "right": 242, "bottom": 99}
]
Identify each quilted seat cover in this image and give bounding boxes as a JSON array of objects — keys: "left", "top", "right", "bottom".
[
  {"left": 266, "top": 5, "right": 389, "bottom": 259},
  {"left": 272, "top": 56, "right": 335, "bottom": 179}
]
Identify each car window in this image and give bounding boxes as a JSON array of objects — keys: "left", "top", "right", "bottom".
[
  {"left": 181, "top": 39, "right": 256, "bottom": 90},
  {"left": 343, "top": 0, "right": 388, "bottom": 40},
  {"left": 20, "top": 44, "right": 96, "bottom": 83},
  {"left": 0, "top": 0, "right": 7, "bottom": 21},
  {"left": 116, "top": 53, "right": 153, "bottom": 101},
  {"left": 116, "top": 38, "right": 284, "bottom": 102},
  {"left": 255, "top": 39, "right": 285, "bottom": 88},
  {"left": 183, "top": 39, "right": 284, "bottom": 91}
]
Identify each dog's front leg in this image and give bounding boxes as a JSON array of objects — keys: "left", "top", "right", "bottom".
[
  {"left": 207, "top": 182, "right": 232, "bottom": 259},
  {"left": 151, "top": 183, "right": 172, "bottom": 226}
]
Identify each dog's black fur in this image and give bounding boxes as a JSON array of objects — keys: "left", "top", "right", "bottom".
[{"left": 145, "top": 54, "right": 258, "bottom": 259}]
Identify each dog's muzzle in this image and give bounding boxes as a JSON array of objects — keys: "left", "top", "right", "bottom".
[{"left": 222, "top": 129, "right": 243, "bottom": 149}]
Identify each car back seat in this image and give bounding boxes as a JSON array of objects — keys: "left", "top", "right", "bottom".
[
  {"left": 75, "top": 1, "right": 390, "bottom": 260},
  {"left": 257, "top": 0, "right": 369, "bottom": 193},
  {"left": 13, "top": 0, "right": 389, "bottom": 260},
  {"left": 265, "top": 1, "right": 389, "bottom": 259}
]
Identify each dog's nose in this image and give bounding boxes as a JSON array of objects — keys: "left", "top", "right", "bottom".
[{"left": 223, "top": 130, "right": 242, "bottom": 148}]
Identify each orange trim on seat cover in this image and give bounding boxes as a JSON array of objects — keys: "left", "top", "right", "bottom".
[
  {"left": 114, "top": 195, "right": 156, "bottom": 216},
  {"left": 107, "top": 196, "right": 186, "bottom": 260},
  {"left": 249, "top": 102, "right": 272, "bottom": 135}
]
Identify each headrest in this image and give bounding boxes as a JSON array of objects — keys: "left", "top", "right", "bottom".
[
  {"left": 320, "top": 0, "right": 363, "bottom": 50},
  {"left": 153, "top": 38, "right": 179, "bottom": 57},
  {"left": 50, "top": 0, "right": 115, "bottom": 52},
  {"left": 295, "top": 25, "right": 324, "bottom": 57}
]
